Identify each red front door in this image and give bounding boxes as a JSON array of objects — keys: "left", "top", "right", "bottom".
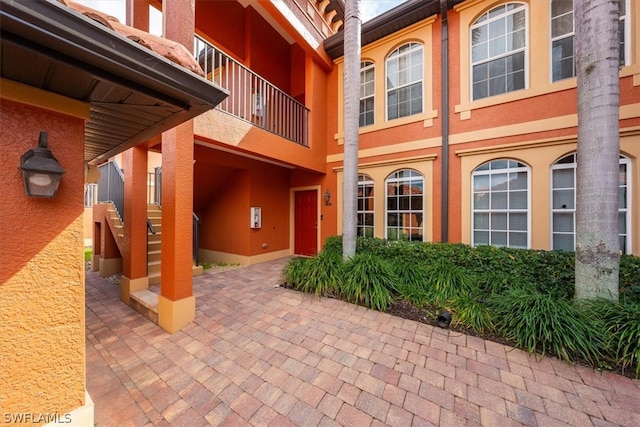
[{"left": 294, "top": 190, "right": 318, "bottom": 256}]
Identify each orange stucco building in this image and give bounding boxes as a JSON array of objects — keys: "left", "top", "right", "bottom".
[
  {"left": 324, "top": 0, "right": 639, "bottom": 254},
  {"left": 1, "top": 0, "right": 638, "bottom": 422}
]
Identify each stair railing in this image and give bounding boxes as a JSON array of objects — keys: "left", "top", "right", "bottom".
[
  {"left": 97, "top": 161, "right": 125, "bottom": 223},
  {"left": 153, "top": 167, "right": 199, "bottom": 266},
  {"left": 193, "top": 213, "right": 200, "bottom": 266}
]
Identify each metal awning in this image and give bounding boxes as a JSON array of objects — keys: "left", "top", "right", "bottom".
[{"left": 0, "top": 0, "right": 228, "bottom": 164}]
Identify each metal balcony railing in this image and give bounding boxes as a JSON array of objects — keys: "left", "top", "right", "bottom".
[{"left": 194, "top": 35, "right": 309, "bottom": 147}]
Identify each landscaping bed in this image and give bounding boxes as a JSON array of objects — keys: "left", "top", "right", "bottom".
[{"left": 282, "top": 237, "right": 640, "bottom": 379}]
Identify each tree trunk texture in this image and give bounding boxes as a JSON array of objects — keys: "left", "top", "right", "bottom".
[
  {"left": 342, "top": 0, "right": 361, "bottom": 259},
  {"left": 574, "top": 0, "right": 620, "bottom": 301}
]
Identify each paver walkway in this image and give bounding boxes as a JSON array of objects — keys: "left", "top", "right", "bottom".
[{"left": 86, "top": 258, "right": 640, "bottom": 426}]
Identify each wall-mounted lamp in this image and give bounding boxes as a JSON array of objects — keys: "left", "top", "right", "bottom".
[
  {"left": 324, "top": 189, "right": 332, "bottom": 206},
  {"left": 19, "top": 132, "right": 66, "bottom": 198}
]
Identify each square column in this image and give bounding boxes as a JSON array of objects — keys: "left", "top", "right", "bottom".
[
  {"left": 120, "top": 146, "right": 149, "bottom": 304},
  {"left": 157, "top": 0, "right": 197, "bottom": 333}
]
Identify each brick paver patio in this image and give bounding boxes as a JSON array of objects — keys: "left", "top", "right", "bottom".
[{"left": 86, "top": 258, "right": 640, "bottom": 426}]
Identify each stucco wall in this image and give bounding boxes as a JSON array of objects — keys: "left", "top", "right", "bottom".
[{"left": 0, "top": 99, "right": 86, "bottom": 420}]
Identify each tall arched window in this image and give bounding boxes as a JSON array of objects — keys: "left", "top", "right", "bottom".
[
  {"left": 471, "top": 3, "right": 527, "bottom": 100},
  {"left": 386, "top": 43, "right": 423, "bottom": 120},
  {"left": 472, "top": 160, "right": 529, "bottom": 248},
  {"left": 360, "top": 61, "right": 375, "bottom": 127},
  {"left": 386, "top": 169, "right": 424, "bottom": 241},
  {"left": 550, "top": 0, "right": 629, "bottom": 82},
  {"left": 551, "top": 153, "right": 631, "bottom": 253},
  {"left": 357, "top": 174, "right": 375, "bottom": 237}
]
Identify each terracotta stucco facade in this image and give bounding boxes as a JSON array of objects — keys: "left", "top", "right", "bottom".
[{"left": 0, "top": 97, "right": 89, "bottom": 423}]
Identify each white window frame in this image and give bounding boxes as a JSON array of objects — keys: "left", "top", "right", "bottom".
[
  {"left": 620, "top": 0, "right": 630, "bottom": 67},
  {"left": 472, "top": 159, "right": 530, "bottom": 248},
  {"left": 385, "top": 169, "right": 425, "bottom": 241},
  {"left": 550, "top": 0, "right": 630, "bottom": 82},
  {"left": 550, "top": 0, "right": 575, "bottom": 82},
  {"left": 360, "top": 61, "right": 375, "bottom": 127},
  {"left": 385, "top": 43, "right": 424, "bottom": 121},
  {"left": 550, "top": 153, "right": 631, "bottom": 253},
  {"left": 357, "top": 174, "right": 375, "bottom": 238},
  {"left": 470, "top": 3, "right": 528, "bottom": 101}
]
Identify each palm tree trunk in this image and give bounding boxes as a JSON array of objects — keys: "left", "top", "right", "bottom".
[
  {"left": 342, "top": 0, "right": 361, "bottom": 259},
  {"left": 574, "top": 0, "right": 620, "bottom": 301}
]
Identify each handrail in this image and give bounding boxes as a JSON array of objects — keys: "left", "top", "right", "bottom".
[
  {"left": 194, "top": 35, "right": 309, "bottom": 146},
  {"left": 147, "top": 218, "right": 156, "bottom": 235},
  {"left": 193, "top": 212, "right": 200, "bottom": 266},
  {"left": 97, "top": 161, "right": 125, "bottom": 223}
]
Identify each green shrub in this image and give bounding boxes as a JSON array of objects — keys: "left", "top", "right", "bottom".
[
  {"left": 395, "top": 262, "right": 431, "bottom": 307},
  {"left": 620, "top": 255, "right": 640, "bottom": 304},
  {"left": 448, "top": 294, "right": 494, "bottom": 334},
  {"left": 491, "top": 287, "right": 604, "bottom": 365},
  {"left": 283, "top": 253, "right": 342, "bottom": 297},
  {"left": 590, "top": 300, "right": 640, "bottom": 379},
  {"left": 283, "top": 257, "right": 310, "bottom": 290},
  {"left": 341, "top": 253, "right": 398, "bottom": 311},
  {"left": 84, "top": 249, "right": 92, "bottom": 262},
  {"left": 423, "top": 260, "right": 475, "bottom": 306}
]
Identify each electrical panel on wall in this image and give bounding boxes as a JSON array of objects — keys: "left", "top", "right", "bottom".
[{"left": 250, "top": 207, "right": 262, "bottom": 229}]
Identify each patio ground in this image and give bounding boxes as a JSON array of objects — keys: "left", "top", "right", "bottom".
[{"left": 86, "top": 258, "right": 640, "bottom": 426}]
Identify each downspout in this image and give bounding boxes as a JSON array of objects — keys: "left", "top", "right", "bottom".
[{"left": 440, "top": 0, "right": 450, "bottom": 243}]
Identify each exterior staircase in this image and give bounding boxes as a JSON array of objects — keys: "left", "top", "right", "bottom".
[
  {"left": 147, "top": 204, "right": 163, "bottom": 284},
  {"left": 146, "top": 204, "right": 203, "bottom": 285}
]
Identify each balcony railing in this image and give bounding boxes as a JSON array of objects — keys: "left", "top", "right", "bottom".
[{"left": 194, "top": 35, "right": 309, "bottom": 147}]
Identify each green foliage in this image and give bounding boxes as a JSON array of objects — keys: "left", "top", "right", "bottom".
[
  {"left": 283, "top": 253, "right": 342, "bottom": 297},
  {"left": 448, "top": 294, "right": 494, "bottom": 334},
  {"left": 491, "top": 288, "right": 604, "bottom": 365},
  {"left": 589, "top": 300, "right": 640, "bottom": 379},
  {"left": 84, "top": 249, "right": 92, "bottom": 262},
  {"left": 620, "top": 254, "right": 640, "bottom": 304},
  {"left": 423, "top": 260, "right": 474, "bottom": 306},
  {"left": 313, "top": 236, "right": 640, "bottom": 374},
  {"left": 341, "top": 253, "right": 398, "bottom": 311},
  {"left": 283, "top": 257, "right": 309, "bottom": 289},
  {"left": 395, "top": 262, "right": 431, "bottom": 306},
  {"left": 200, "top": 260, "right": 213, "bottom": 270}
]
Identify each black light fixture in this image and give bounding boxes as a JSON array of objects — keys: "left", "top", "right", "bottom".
[
  {"left": 324, "top": 189, "right": 332, "bottom": 206},
  {"left": 19, "top": 132, "right": 66, "bottom": 198}
]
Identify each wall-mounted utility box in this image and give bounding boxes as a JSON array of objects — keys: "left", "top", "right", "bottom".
[{"left": 250, "top": 207, "right": 262, "bottom": 229}]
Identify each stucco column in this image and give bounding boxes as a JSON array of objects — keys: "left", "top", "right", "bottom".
[
  {"left": 120, "top": 146, "right": 149, "bottom": 304},
  {"left": 158, "top": 0, "right": 196, "bottom": 333},
  {"left": 126, "top": 0, "right": 150, "bottom": 30}
]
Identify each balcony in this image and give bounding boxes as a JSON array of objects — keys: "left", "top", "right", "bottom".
[{"left": 194, "top": 35, "right": 309, "bottom": 147}]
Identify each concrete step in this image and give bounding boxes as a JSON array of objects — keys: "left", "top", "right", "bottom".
[
  {"left": 148, "top": 232, "right": 161, "bottom": 243},
  {"left": 129, "top": 290, "right": 158, "bottom": 324},
  {"left": 148, "top": 261, "right": 161, "bottom": 275},
  {"left": 147, "top": 250, "right": 161, "bottom": 263}
]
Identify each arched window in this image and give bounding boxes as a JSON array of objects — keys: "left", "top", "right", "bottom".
[
  {"left": 357, "top": 174, "right": 375, "bottom": 237},
  {"left": 550, "top": 0, "right": 575, "bottom": 81},
  {"left": 386, "top": 43, "right": 423, "bottom": 120},
  {"left": 360, "top": 61, "right": 375, "bottom": 127},
  {"left": 386, "top": 169, "right": 424, "bottom": 241},
  {"left": 472, "top": 160, "right": 529, "bottom": 248},
  {"left": 551, "top": 153, "right": 631, "bottom": 253},
  {"left": 550, "top": 0, "right": 628, "bottom": 82},
  {"left": 471, "top": 3, "right": 526, "bottom": 100}
]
